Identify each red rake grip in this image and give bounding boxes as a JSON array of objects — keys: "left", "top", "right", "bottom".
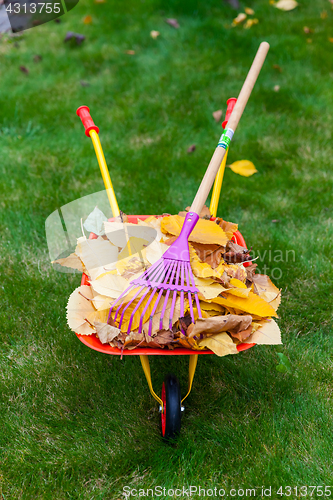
[
  {"left": 76, "top": 105, "right": 99, "bottom": 137},
  {"left": 222, "top": 97, "right": 237, "bottom": 129}
]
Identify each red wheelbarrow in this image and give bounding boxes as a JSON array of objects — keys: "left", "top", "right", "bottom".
[{"left": 73, "top": 97, "right": 259, "bottom": 439}]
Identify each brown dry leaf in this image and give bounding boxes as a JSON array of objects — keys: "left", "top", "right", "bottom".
[
  {"left": 83, "top": 15, "right": 92, "bottom": 24},
  {"left": 228, "top": 160, "right": 258, "bottom": 177},
  {"left": 198, "top": 332, "right": 238, "bottom": 356},
  {"left": 187, "top": 314, "right": 252, "bottom": 338},
  {"left": 211, "top": 290, "right": 278, "bottom": 318},
  {"left": 252, "top": 274, "right": 281, "bottom": 311},
  {"left": 245, "top": 7, "right": 254, "bottom": 14},
  {"left": 230, "top": 324, "right": 253, "bottom": 341},
  {"left": 217, "top": 218, "right": 238, "bottom": 240},
  {"left": 274, "top": 0, "right": 298, "bottom": 10},
  {"left": 179, "top": 205, "right": 212, "bottom": 220},
  {"left": 52, "top": 253, "right": 83, "bottom": 271},
  {"left": 67, "top": 285, "right": 96, "bottom": 335},
  {"left": 189, "top": 244, "right": 222, "bottom": 279},
  {"left": 303, "top": 26, "right": 313, "bottom": 34},
  {"left": 233, "top": 13, "right": 247, "bottom": 24},
  {"left": 165, "top": 18, "right": 179, "bottom": 28},
  {"left": 19, "top": 66, "right": 29, "bottom": 74},
  {"left": 213, "top": 110, "right": 223, "bottom": 122},
  {"left": 187, "top": 144, "right": 196, "bottom": 153},
  {"left": 191, "top": 242, "right": 223, "bottom": 268},
  {"left": 273, "top": 64, "right": 282, "bottom": 72},
  {"left": 161, "top": 215, "right": 228, "bottom": 246},
  {"left": 244, "top": 18, "right": 259, "bottom": 28},
  {"left": 126, "top": 50, "right": 135, "bottom": 55},
  {"left": 329, "top": 38, "right": 333, "bottom": 43},
  {"left": 245, "top": 319, "right": 282, "bottom": 344},
  {"left": 95, "top": 322, "right": 120, "bottom": 344}
]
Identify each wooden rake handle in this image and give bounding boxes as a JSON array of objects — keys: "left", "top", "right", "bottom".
[{"left": 190, "top": 41, "right": 270, "bottom": 215}]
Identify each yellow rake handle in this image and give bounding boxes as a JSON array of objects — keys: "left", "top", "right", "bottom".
[
  {"left": 76, "top": 106, "right": 120, "bottom": 218},
  {"left": 209, "top": 98, "right": 237, "bottom": 218}
]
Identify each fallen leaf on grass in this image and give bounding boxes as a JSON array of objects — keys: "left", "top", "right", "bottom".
[
  {"left": 228, "top": 160, "right": 258, "bottom": 177},
  {"left": 274, "top": 0, "right": 298, "bottom": 11},
  {"left": 306, "top": 38, "right": 312, "bottom": 43},
  {"left": 274, "top": 85, "right": 280, "bottom": 92},
  {"left": 233, "top": 13, "right": 247, "bottom": 25},
  {"left": 321, "top": 10, "right": 328, "bottom": 19},
  {"left": 80, "top": 80, "right": 90, "bottom": 87},
  {"left": 273, "top": 64, "right": 282, "bottom": 72},
  {"left": 33, "top": 55, "right": 42, "bottom": 62},
  {"left": 245, "top": 7, "right": 255, "bottom": 14},
  {"left": 212, "top": 110, "right": 223, "bottom": 122},
  {"left": 329, "top": 38, "right": 333, "bottom": 43},
  {"left": 187, "top": 144, "right": 196, "bottom": 153},
  {"left": 303, "top": 26, "right": 313, "bottom": 34},
  {"left": 150, "top": 30, "right": 160, "bottom": 39},
  {"left": 126, "top": 50, "right": 135, "bottom": 55},
  {"left": 19, "top": 66, "right": 29, "bottom": 74},
  {"left": 244, "top": 18, "right": 258, "bottom": 28},
  {"left": 165, "top": 18, "right": 179, "bottom": 28},
  {"left": 83, "top": 15, "right": 92, "bottom": 24}
]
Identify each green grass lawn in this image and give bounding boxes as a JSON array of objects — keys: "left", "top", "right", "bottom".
[{"left": 1, "top": 0, "right": 333, "bottom": 498}]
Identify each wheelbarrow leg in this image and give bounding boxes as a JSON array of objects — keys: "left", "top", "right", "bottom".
[
  {"left": 139, "top": 355, "right": 163, "bottom": 406},
  {"left": 181, "top": 354, "right": 198, "bottom": 403}
]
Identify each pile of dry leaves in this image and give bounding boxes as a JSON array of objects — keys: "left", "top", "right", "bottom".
[{"left": 56, "top": 206, "right": 282, "bottom": 357}]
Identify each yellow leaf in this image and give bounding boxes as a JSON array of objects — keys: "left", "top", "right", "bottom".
[
  {"left": 244, "top": 18, "right": 259, "bottom": 29},
  {"left": 76, "top": 237, "right": 118, "bottom": 280},
  {"left": 274, "top": 0, "right": 298, "bottom": 11},
  {"left": 252, "top": 274, "right": 281, "bottom": 311},
  {"left": 245, "top": 319, "right": 282, "bottom": 345},
  {"left": 198, "top": 332, "right": 238, "bottom": 356},
  {"left": 90, "top": 273, "right": 130, "bottom": 298},
  {"left": 211, "top": 290, "right": 278, "bottom": 318},
  {"left": 52, "top": 253, "right": 83, "bottom": 272},
  {"left": 66, "top": 285, "right": 96, "bottom": 335},
  {"left": 161, "top": 215, "right": 228, "bottom": 246},
  {"left": 229, "top": 160, "right": 258, "bottom": 177},
  {"left": 245, "top": 7, "right": 255, "bottom": 14},
  {"left": 83, "top": 15, "right": 92, "bottom": 24},
  {"left": 194, "top": 276, "right": 225, "bottom": 300},
  {"left": 329, "top": 38, "right": 333, "bottom": 43},
  {"left": 229, "top": 278, "right": 247, "bottom": 288}
]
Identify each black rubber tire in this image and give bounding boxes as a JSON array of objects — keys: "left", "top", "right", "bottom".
[{"left": 162, "top": 374, "right": 182, "bottom": 440}]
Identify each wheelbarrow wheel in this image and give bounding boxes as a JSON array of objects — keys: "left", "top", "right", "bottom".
[{"left": 161, "top": 374, "right": 181, "bottom": 440}]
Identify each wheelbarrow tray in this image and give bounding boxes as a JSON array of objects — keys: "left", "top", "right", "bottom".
[{"left": 76, "top": 214, "right": 255, "bottom": 356}]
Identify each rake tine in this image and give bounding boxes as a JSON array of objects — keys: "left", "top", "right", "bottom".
[
  {"left": 115, "top": 285, "right": 146, "bottom": 328},
  {"left": 125, "top": 287, "right": 151, "bottom": 333},
  {"left": 138, "top": 288, "right": 158, "bottom": 333},
  {"left": 107, "top": 284, "right": 136, "bottom": 324},
  {"left": 159, "top": 260, "right": 178, "bottom": 330},
  {"left": 148, "top": 288, "right": 164, "bottom": 336},
  {"left": 168, "top": 261, "right": 181, "bottom": 329}
]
